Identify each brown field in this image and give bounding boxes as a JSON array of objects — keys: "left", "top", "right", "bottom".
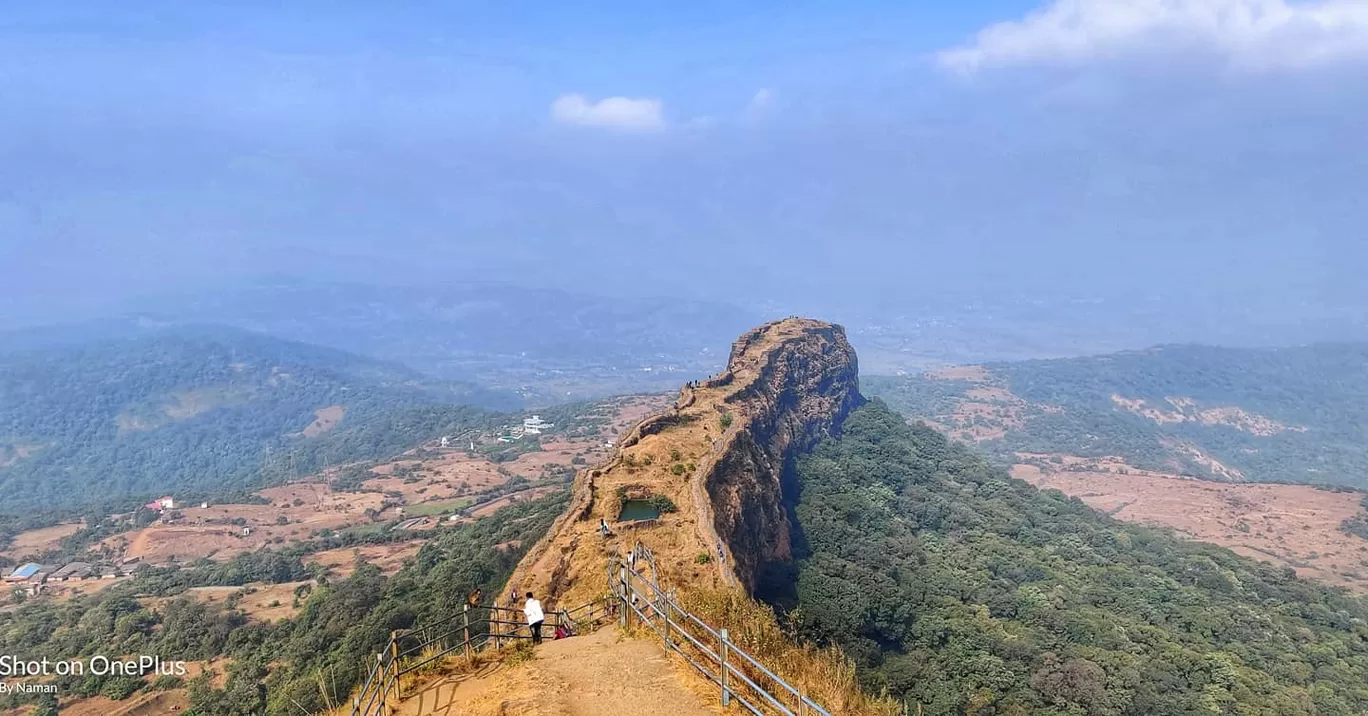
[
  {"left": 924, "top": 364, "right": 991, "bottom": 382},
  {"left": 54, "top": 690, "right": 191, "bottom": 716},
  {"left": 302, "top": 405, "right": 346, "bottom": 437},
  {"left": 1014, "top": 461, "right": 1368, "bottom": 592},
  {"left": 602, "top": 394, "right": 675, "bottom": 434},
  {"left": 312, "top": 541, "right": 426, "bottom": 578},
  {"left": 468, "top": 486, "right": 563, "bottom": 519},
  {"left": 47, "top": 660, "right": 229, "bottom": 716},
  {"left": 60, "top": 395, "right": 671, "bottom": 571},
  {"left": 109, "top": 484, "right": 387, "bottom": 563},
  {"left": 138, "top": 580, "right": 311, "bottom": 622},
  {"left": 2, "top": 522, "right": 82, "bottom": 558},
  {"left": 41, "top": 576, "right": 133, "bottom": 602}
]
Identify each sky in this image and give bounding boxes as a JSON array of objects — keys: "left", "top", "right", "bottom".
[{"left": 3, "top": 0, "right": 1367, "bottom": 326}]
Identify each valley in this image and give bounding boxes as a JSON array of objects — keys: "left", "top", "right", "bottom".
[
  {"left": 0, "top": 393, "right": 666, "bottom": 715},
  {"left": 5, "top": 320, "right": 1368, "bottom": 716},
  {"left": 865, "top": 343, "right": 1368, "bottom": 490},
  {"left": 866, "top": 349, "right": 1368, "bottom": 596},
  {"left": 1, "top": 393, "right": 667, "bottom": 589},
  {"left": 1012, "top": 460, "right": 1368, "bottom": 592}
]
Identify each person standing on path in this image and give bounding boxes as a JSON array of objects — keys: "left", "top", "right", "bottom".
[{"left": 524, "top": 591, "right": 545, "bottom": 645}]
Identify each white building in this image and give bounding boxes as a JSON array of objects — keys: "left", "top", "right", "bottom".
[{"left": 522, "top": 415, "right": 554, "bottom": 435}]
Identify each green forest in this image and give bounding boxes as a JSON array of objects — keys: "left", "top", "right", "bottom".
[
  {"left": 0, "top": 327, "right": 521, "bottom": 515},
  {"left": 774, "top": 400, "right": 1368, "bottom": 715},
  {"left": 0, "top": 491, "right": 566, "bottom": 715},
  {"left": 865, "top": 343, "right": 1368, "bottom": 488}
]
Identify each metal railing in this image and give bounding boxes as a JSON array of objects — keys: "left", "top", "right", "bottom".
[
  {"left": 610, "top": 542, "right": 832, "bottom": 716},
  {"left": 348, "top": 541, "right": 829, "bottom": 716},
  {"left": 348, "top": 597, "right": 614, "bottom": 715}
]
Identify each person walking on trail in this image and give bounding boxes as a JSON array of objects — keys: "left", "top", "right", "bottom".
[{"left": 524, "top": 591, "right": 545, "bottom": 645}]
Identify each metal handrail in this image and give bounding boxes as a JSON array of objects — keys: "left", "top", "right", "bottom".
[
  {"left": 348, "top": 596, "right": 613, "bottom": 716},
  {"left": 611, "top": 542, "right": 832, "bottom": 716},
  {"left": 348, "top": 540, "right": 827, "bottom": 716}
]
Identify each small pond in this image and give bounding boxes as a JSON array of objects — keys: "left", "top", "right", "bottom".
[{"left": 618, "top": 499, "right": 661, "bottom": 522}]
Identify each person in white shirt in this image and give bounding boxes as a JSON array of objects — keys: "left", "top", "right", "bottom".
[{"left": 524, "top": 591, "right": 545, "bottom": 644}]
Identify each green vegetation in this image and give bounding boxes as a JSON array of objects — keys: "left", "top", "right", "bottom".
[
  {"left": 771, "top": 400, "right": 1368, "bottom": 715},
  {"left": 648, "top": 494, "right": 679, "bottom": 514},
  {"left": 865, "top": 343, "right": 1368, "bottom": 489},
  {"left": 404, "top": 497, "right": 474, "bottom": 517},
  {"left": 0, "top": 327, "right": 518, "bottom": 516},
  {"left": 0, "top": 492, "right": 565, "bottom": 714},
  {"left": 1340, "top": 496, "right": 1368, "bottom": 540}
]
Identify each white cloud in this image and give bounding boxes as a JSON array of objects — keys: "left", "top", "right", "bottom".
[
  {"left": 550, "top": 93, "right": 665, "bottom": 131},
  {"left": 938, "top": 0, "right": 1368, "bottom": 73},
  {"left": 747, "top": 88, "right": 776, "bottom": 113}
]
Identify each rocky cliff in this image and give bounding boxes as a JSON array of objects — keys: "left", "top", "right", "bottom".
[
  {"left": 700, "top": 319, "right": 863, "bottom": 590},
  {"left": 504, "top": 317, "right": 862, "bottom": 607}
]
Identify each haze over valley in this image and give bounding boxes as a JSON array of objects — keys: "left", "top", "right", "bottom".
[{"left": 3, "top": 1, "right": 1368, "bottom": 715}]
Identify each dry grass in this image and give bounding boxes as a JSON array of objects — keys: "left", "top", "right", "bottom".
[{"left": 678, "top": 589, "right": 900, "bottom": 716}]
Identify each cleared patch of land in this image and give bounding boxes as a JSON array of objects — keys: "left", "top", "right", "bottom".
[
  {"left": 1014, "top": 461, "right": 1368, "bottom": 592},
  {"left": 312, "top": 541, "right": 426, "bottom": 578},
  {"left": 1111, "top": 394, "right": 1304, "bottom": 436},
  {"left": 2, "top": 521, "right": 82, "bottom": 558},
  {"left": 56, "top": 690, "right": 191, "bottom": 716},
  {"left": 924, "top": 364, "right": 990, "bottom": 382},
  {"left": 138, "top": 581, "right": 311, "bottom": 623},
  {"left": 0, "top": 441, "right": 44, "bottom": 468},
  {"left": 302, "top": 404, "right": 346, "bottom": 437},
  {"left": 107, "top": 484, "right": 386, "bottom": 564}
]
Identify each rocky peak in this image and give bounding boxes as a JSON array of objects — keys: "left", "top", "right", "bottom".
[{"left": 504, "top": 317, "right": 862, "bottom": 606}]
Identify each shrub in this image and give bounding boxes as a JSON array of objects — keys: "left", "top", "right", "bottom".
[{"left": 648, "top": 495, "right": 678, "bottom": 514}]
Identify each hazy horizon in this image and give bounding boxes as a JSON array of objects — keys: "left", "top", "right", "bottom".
[{"left": 4, "top": 1, "right": 1367, "bottom": 346}]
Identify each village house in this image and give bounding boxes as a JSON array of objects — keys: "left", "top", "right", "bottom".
[
  {"left": 51, "top": 562, "right": 94, "bottom": 581},
  {"left": 144, "top": 496, "right": 175, "bottom": 511},
  {"left": 522, "top": 415, "right": 554, "bottom": 434}
]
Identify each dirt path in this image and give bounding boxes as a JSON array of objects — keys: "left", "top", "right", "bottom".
[{"left": 397, "top": 627, "right": 719, "bottom": 716}]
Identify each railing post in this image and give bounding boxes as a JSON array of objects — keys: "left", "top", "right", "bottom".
[
  {"left": 619, "top": 562, "right": 631, "bottom": 628},
  {"left": 662, "top": 590, "right": 672, "bottom": 649},
  {"left": 463, "top": 603, "right": 472, "bottom": 659},
  {"left": 720, "top": 628, "right": 730, "bottom": 707},
  {"left": 492, "top": 600, "right": 501, "bottom": 649},
  {"left": 390, "top": 631, "right": 402, "bottom": 705}
]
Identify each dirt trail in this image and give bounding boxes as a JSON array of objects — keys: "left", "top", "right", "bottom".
[{"left": 397, "top": 627, "right": 719, "bottom": 716}]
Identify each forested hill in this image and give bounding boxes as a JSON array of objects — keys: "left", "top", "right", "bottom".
[
  {"left": 0, "top": 327, "right": 519, "bottom": 514},
  {"left": 773, "top": 400, "right": 1368, "bottom": 714},
  {"left": 864, "top": 343, "right": 1368, "bottom": 488}
]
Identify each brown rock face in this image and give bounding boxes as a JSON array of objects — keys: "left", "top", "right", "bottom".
[
  {"left": 504, "top": 317, "right": 861, "bottom": 607},
  {"left": 701, "top": 319, "right": 863, "bottom": 590}
]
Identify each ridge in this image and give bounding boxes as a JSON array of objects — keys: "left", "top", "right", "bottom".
[{"left": 504, "top": 317, "right": 862, "bottom": 607}]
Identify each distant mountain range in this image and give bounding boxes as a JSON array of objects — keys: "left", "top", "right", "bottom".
[
  {"left": 3, "top": 280, "right": 761, "bottom": 403},
  {"left": 0, "top": 326, "right": 516, "bottom": 515},
  {"left": 865, "top": 343, "right": 1368, "bottom": 489}
]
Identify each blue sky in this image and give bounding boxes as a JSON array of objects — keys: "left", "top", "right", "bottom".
[{"left": 3, "top": 0, "right": 1367, "bottom": 324}]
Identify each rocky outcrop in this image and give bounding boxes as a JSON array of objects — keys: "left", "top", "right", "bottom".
[
  {"left": 701, "top": 319, "right": 863, "bottom": 591},
  {"left": 504, "top": 317, "right": 861, "bottom": 606}
]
